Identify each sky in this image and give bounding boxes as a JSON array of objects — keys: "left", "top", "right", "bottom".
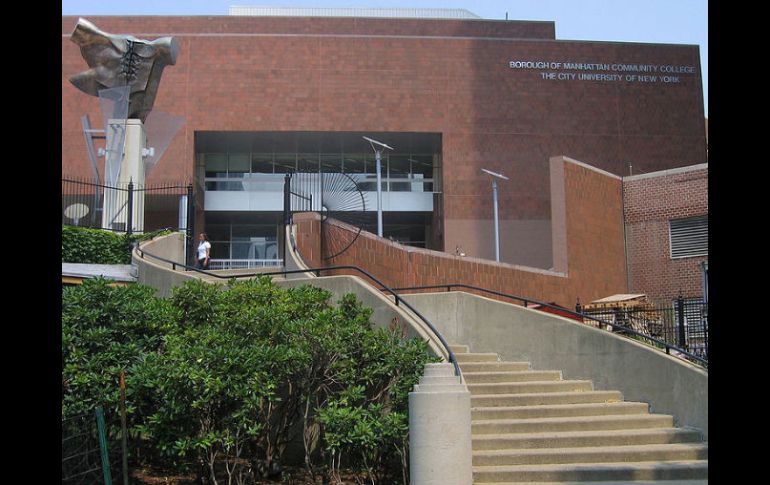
[{"left": 61, "top": 0, "right": 708, "bottom": 117}]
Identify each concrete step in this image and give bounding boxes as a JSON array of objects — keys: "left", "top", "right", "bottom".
[
  {"left": 450, "top": 344, "right": 470, "bottom": 353},
  {"left": 455, "top": 352, "right": 500, "bottom": 363},
  {"left": 463, "top": 370, "right": 562, "bottom": 383},
  {"left": 472, "top": 460, "right": 709, "bottom": 482},
  {"left": 471, "top": 390, "right": 623, "bottom": 407},
  {"left": 459, "top": 361, "right": 532, "bottom": 372},
  {"left": 472, "top": 401, "right": 649, "bottom": 420},
  {"left": 472, "top": 414, "right": 674, "bottom": 434},
  {"left": 467, "top": 380, "right": 594, "bottom": 395},
  {"left": 473, "top": 427, "right": 704, "bottom": 450},
  {"left": 472, "top": 443, "right": 708, "bottom": 466}
]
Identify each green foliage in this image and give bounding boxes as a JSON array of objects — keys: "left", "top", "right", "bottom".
[
  {"left": 61, "top": 275, "right": 436, "bottom": 484},
  {"left": 313, "top": 309, "right": 434, "bottom": 484},
  {"left": 61, "top": 225, "right": 172, "bottom": 264},
  {"left": 62, "top": 278, "right": 172, "bottom": 418}
]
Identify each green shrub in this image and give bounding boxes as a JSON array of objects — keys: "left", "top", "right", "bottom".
[
  {"left": 61, "top": 225, "right": 173, "bottom": 264},
  {"left": 61, "top": 278, "right": 172, "bottom": 418},
  {"left": 61, "top": 275, "right": 436, "bottom": 484}
]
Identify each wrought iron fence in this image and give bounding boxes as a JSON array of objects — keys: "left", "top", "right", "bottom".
[
  {"left": 62, "top": 176, "right": 193, "bottom": 236},
  {"left": 580, "top": 296, "right": 708, "bottom": 360}
]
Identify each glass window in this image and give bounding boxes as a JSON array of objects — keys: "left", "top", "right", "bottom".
[
  {"left": 231, "top": 224, "right": 274, "bottom": 238},
  {"left": 206, "top": 224, "right": 229, "bottom": 242},
  {"left": 228, "top": 153, "right": 250, "bottom": 177},
  {"left": 231, "top": 237, "right": 279, "bottom": 260},
  {"left": 274, "top": 154, "right": 296, "bottom": 173},
  {"left": 389, "top": 155, "right": 411, "bottom": 177},
  {"left": 410, "top": 155, "right": 434, "bottom": 178},
  {"left": 321, "top": 154, "right": 342, "bottom": 173},
  {"left": 205, "top": 153, "right": 227, "bottom": 178},
  {"left": 262, "top": 239, "right": 279, "bottom": 260},
  {"left": 251, "top": 153, "right": 274, "bottom": 173},
  {"left": 388, "top": 155, "right": 411, "bottom": 192},
  {"left": 210, "top": 242, "right": 229, "bottom": 259},
  {"left": 343, "top": 155, "right": 366, "bottom": 174},
  {"left": 298, "top": 154, "right": 319, "bottom": 173},
  {"left": 231, "top": 242, "right": 252, "bottom": 260}
]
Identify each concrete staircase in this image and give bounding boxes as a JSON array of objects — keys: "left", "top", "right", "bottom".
[{"left": 451, "top": 345, "right": 708, "bottom": 484}]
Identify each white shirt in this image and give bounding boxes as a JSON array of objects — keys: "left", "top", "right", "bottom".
[{"left": 197, "top": 240, "right": 211, "bottom": 260}]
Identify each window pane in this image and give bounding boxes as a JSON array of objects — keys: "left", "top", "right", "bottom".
[
  {"left": 298, "top": 154, "right": 319, "bottom": 173},
  {"left": 210, "top": 242, "right": 229, "bottom": 259},
  {"left": 231, "top": 242, "right": 252, "bottom": 260},
  {"left": 205, "top": 153, "right": 227, "bottom": 177},
  {"left": 251, "top": 153, "right": 274, "bottom": 173},
  {"left": 343, "top": 155, "right": 366, "bottom": 174},
  {"left": 389, "top": 155, "right": 410, "bottom": 178},
  {"left": 228, "top": 153, "right": 250, "bottom": 176},
  {"left": 232, "top": 224, "right": 274, "bottom": 238},
  {"left": 321, "top": 154, "right": 342, "bottom": 173},
  {"left": 274, "top": 154, "right": 296, "bottom": 173},
  {"left": 206, "top": 224, "right": 229, "bottom": 242},
  {"left": 410, "top": 155, "right": 434, "bottom": 178}
]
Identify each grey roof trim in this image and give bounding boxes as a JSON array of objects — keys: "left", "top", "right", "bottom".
[
  {"left": 228, "top": 6, "right": 481, "bottom": 19},
  {"left": 624, "top": 163, "right": 708, "bottom": 181}
]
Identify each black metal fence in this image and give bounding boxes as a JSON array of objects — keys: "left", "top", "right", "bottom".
[
  {"left": 62, "top": 176, "right": 193, "bottom": 236},
  {"left": 580, "top": 296, "right": 708, "bottom": 360}
]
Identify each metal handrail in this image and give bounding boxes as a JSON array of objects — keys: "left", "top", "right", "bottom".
[
  {"left": 134, "top": 244, "right": 461, "bottom": 376},
  {"left": 390, "top": 283, "right": 708, "bottom": 368}
]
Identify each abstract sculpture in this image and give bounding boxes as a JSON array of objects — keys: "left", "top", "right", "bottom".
[{"left": 69, "top": 17, "right": 179, "bottom": 122}]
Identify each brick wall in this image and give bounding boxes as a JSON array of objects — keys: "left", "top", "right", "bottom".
[
  {"left": 623, "top": 164, "right": 708, "bottom": 300},
  {"left": 295, "top": 156, "right": 627, "bottom": 308},
  {"left": 62, "top": 15, "right": 706, "bottom": 265},
  {"left": 62, "top": 16, "right": 706, "bottom": 205}
]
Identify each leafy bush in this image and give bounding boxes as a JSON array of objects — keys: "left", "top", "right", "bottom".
[
  {"left": 61, "top": 276, "right": 436, "bottom": 484},
  {"left": 61, "top": 225, "right": 173, "bottom": 264},
  {"left": 62, "top": 277, "right": 173, "bottom": 417}
]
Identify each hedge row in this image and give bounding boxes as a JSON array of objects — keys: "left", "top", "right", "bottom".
[{"left": 61, "top": 225, "right": 171, "bottom": 264}]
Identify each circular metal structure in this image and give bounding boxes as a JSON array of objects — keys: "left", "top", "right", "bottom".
[{"left": 320, "top": 172, "right": 367, "bottom": 260}]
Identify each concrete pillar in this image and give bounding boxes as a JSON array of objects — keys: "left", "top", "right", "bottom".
[
  {"left": 409, "top": 363, "right": 472, "bottom": 485},
  {"left": 103, "top": 119, "right": 146, "bottom": 232}
]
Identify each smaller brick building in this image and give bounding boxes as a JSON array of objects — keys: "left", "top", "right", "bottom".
[{"left": 623, "top": 164, "right": 708, "bottom": 301}]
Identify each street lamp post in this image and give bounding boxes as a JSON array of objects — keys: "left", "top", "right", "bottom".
[
  {"left": 363, "top": 136, "right": 393, "bottom": 237},
  {"left": 481, "top": 168, "right": 509, "bottom": 262}
]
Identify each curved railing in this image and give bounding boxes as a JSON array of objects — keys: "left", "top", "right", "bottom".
[
  {"left": 133, "top": 243, "right": 461, "bottom": 376},
  {"left": 390, "top": 283, "right": 708, "bottom": 369}
]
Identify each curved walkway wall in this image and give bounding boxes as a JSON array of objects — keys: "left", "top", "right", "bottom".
[
  {"left": 403, "top": 290, "right": 708, "bottom": 439},
  {"left": 133, "top": 232, "right": 198, "bottom": 297},
  {"left": 295, "top": 156, "right": 627, "bottom": 308}
]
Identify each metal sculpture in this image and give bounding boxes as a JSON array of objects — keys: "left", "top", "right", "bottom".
[
  {"left": 288, "top": 172, "right": 368, "bottom": 260},
  {"left": 69, "top": 17, "right": 179, "bottom": 122}
]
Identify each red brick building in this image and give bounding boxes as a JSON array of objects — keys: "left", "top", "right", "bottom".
[
  {"left": 623, "top": 164, "right": 708, "bottom": 301},
  {"left": 61, "top": 11, "right": 706, "bottom": 303}
]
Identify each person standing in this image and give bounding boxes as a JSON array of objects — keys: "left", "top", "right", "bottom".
[{"left": 196, "top": 233, "right": 211, "bottom": 269}]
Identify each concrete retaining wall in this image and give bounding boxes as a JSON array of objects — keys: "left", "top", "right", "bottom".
[
  {"left": 403, "top": 291, "right": 708, "bottom": 439},
  {"left": 133, "top": 232, "right": 198, "bottom": 297}
]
